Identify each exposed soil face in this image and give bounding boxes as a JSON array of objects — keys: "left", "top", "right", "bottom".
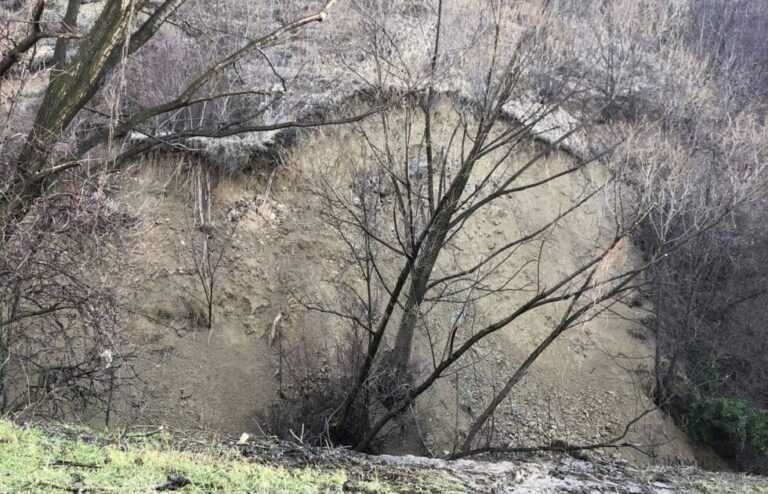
[
  {"left": 4, "top": 0, "right": 763, "bottom": 478},
  {"left": 111, "top": 165, "right": 335, "bottom": 433},
  {"left": 95, "top": 102, "right": 696, "bottom": 465}
]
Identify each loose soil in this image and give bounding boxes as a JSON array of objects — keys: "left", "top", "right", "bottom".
[{"left": 97, "top": 103, "right": 696, "bottom": 466}]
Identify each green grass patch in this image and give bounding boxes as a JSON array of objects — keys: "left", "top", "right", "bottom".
[
  {"left": 0, "top": 420, "right": 346, "bottom": 493},
  {"left": 687, "top": 479, "right": 768, "bottom": 494}
]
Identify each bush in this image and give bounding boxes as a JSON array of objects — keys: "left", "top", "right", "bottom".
[
  {"left": 259, "top": 329, "right": 370, "bottom": 448},
  {"left": 687, "top": 396, "right": 768, "bottom": 472}
]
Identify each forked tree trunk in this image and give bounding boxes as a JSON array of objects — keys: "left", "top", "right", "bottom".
[
  {"left": 389, "top": 147, "right": 485, "bottom": 379},
  {"left": 2, "top": 0, "right": 190, "bottom": 240}
]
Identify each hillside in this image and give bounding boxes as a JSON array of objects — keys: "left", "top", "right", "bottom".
[
  {"left": 0, "top": 420, "right": 766, "bottom": 493},
  {"left": 2, "top": 0, "right": 768, "bottom": 480},
  {"left": 76, "top": 95, "right": 692, "bottom": 464}
]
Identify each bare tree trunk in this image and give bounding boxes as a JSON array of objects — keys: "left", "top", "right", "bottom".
[
  {"left": 194, "top": 165, "right": 215, "bottom": 336},
  {"left": 390, "top": 236, "right": 440, "bottom": 377},
  {"left": 52, "top": 0, "right": 82, "bottom": 68},
  {"left": 0, "top": 0, "right": 45, "bottom": 78},
  {"left": 390, "top": 143, "right": 486, "bottom": 378},
  {"left": 0, "top": 323, "right": 8, "bottom": 412},
  {"left": 390, "top": 204, "right": 458, "bottom": 377},
  {"left": 3, "top": 0, "right": 149, "bottom": 239},
  {"left": 651, "top": 262, "right": 667, "bottom": 407}
]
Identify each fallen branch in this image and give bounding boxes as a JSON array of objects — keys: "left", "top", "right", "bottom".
[
  {"left": 31, "top": 481, "right": 95, "bottom": 493},
  {"left": 51, "top": 459, "right": 102, "bottom": 469},
  {"left": 450, "top": 408, "right": 658, "bottom": 460}
]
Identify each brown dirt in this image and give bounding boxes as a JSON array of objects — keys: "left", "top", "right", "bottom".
[{"left": 101, "top": 102, "right": 696, "bottom": 465}]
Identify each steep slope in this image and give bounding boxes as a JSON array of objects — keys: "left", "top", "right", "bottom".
[
  {"left": 79, "top": 97, "right": 696, "bottom": 464},
  {"left": 4, "top": 0, "right": 740, "bottom": 468}
]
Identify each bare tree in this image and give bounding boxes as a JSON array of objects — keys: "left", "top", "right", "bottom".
[
  {"left": 632, "top": 114, "right": 768, "bottom": 405},
  {"left": 0, "top": 0, "right": 367, "bottom": 421},
  {"left": 299, "top": 1, "right": 647, "bottom": 453},
  {"left": 0, "top": 167, "right": 141, "bottom": 422},
  {"left": 0, "top": 0, "right": 80, "bottom": 77},
  {"left": 180, "top": 162, "right": 235, "bottom": 344},
  {"left": 289, "top": 0, "right": 768, "bottom": 457},
  {"left": 0, "top": 0, "right": 349, "bottom": 241}
]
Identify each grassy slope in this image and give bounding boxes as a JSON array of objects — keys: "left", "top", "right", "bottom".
[{"left": 0, "top": 420, "right": 355, "bottom": 493}]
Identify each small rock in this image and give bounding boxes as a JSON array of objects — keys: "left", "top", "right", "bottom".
[{"left": 156, "top": 472, "right": 190, "bottom": 492}]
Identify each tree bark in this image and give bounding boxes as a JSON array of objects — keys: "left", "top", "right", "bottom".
[
  {"left": 390, "top": 153, "right": 480, "bottom": 378},
  {"left": 51, "top": 0, "right": 82, "bottom": 68},
  {"left": 1, "top": 0, "right": 178, "bottom": 240},
  {"left": 0, "top": 0, "right": 45, "bottom": 78}
]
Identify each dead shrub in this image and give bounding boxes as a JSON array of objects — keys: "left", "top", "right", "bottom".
[
  {"left": 258, "top": 320, "right": 378, "bottom": 447},
  {"left": 0, "top": 171, "right": 142, "bottom": 423}
]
